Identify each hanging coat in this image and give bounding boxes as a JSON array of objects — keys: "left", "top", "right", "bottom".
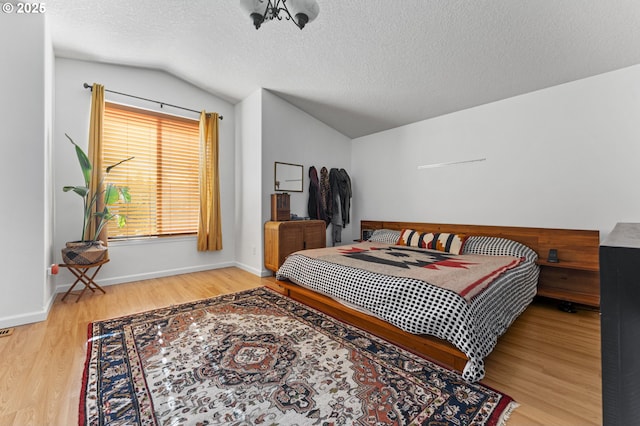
[
  {"left": 337, "top": 168, "right": 352, "bottom": 227},
  {"left": 307, "top": 166, "right": 326, "bottom": 222},
  {"left": 319, "top": 167, "right": 331, "bottom": 226},
  {"left": 329, "top": 168, "right": 342, "bottom": 245}
]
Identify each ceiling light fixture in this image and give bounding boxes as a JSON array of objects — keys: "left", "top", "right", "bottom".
[{"left": 240, "top": 0, "right": 319, "bottom": 30}]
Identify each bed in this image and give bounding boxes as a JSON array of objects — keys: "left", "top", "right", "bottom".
[{"left": 270, "top": 220, "right": 600, "bottom": 382}]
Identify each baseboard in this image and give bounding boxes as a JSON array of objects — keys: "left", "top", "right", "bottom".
[
  {"left": 0, "top": 307, "right": 49, "bottom": 329},
  {"left": 234, "top": 261, "right": 273, "bottom": 277},
  {"left": 4, "top": 263, "right": 264, "bottom": 328},
  {"left": 54, "top": 261, "right": 237, "bottom": 293},
  {"left": 0, "top": 286, "right": 58, "bottom": 329}
]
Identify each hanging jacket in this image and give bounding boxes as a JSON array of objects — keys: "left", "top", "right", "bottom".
[
  {"left": 328, "top": 168, "right": 342, "bottom": 244},
  {"left": 337, "top": 168, "right": 352, "bottom": 227},
  {"left": 319, "top": 167, "right": 331, "bottom": 226},
  {"left": 307, "top": 166, "right": 326, "bottom": 222}
]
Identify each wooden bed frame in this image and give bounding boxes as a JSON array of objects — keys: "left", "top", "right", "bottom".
[{"left": 267, "top": 220, "right": 600, "bottom": 373}]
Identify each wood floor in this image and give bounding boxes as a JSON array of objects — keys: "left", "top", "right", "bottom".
[{"left": 0, "top": 267, "right": 601, "bottom": 425}]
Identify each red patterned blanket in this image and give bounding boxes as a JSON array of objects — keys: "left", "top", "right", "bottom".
[{"left": 295, "top": 242, "right": 522, "bottom": 301}]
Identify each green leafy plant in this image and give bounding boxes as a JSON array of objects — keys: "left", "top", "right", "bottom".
[{"left": 63, "top": 134, "right": 133, "bottom": 242}]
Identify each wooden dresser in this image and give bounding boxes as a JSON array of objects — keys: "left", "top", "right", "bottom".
[{"left": 264, "top": 220, "right": 326, "bottom": 272}]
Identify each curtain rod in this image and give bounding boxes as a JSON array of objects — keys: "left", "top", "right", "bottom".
[{"left": 83, "top": 83, "right": 223, "bottom": 120}]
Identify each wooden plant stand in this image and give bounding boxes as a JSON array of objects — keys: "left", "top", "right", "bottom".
[{"left": 60, "top": 259, "right": 109, "bottom": 302}]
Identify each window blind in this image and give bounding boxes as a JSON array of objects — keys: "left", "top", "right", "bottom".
[{"left": 103, "top": 102, "right": 200, "bottom": 239}]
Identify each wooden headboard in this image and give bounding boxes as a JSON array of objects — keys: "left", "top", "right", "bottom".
[{"left": 361, "top": 220, "right": 600, "bottom": 307}]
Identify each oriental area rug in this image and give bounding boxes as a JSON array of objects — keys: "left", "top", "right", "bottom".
[{"left": 81, "top": 287, "right": 517, "bottom": 425}]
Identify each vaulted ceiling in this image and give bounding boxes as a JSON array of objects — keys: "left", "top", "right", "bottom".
[{"left": 49, "top": 0, "right": 640, "bottom": 138}]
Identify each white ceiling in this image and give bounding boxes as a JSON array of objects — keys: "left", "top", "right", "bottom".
[{"left": 48, "top": 0, "right": 640, "bottom": 138}]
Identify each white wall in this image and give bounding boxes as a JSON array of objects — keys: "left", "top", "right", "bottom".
[
  {"left": 261, "top": 90, "right": 353, "bottom": 257},
  {"left": 233, "top": 89, "right": 353, "bottom": 276},
  {"left": 54, "top": 58, "right": 237, "bottom": 290},
  {"left": 234, "top": 90, "right": 264, "bottom": 275},
  {"left": 0, "top": 15, "right": 53, "bottom": 328},
  {"left": 351, "top": 65, "right": 640, "bottom": 240},
  {"left": 236, "top": 89, "right": 352, "bottom": 276},
  {"left": 44, "top": 17, "right": 56, "bottom": 311}
]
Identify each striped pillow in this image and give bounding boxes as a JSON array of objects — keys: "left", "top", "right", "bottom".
[{"left": 397, "top": 229, "right": 467, "bottom": 255}]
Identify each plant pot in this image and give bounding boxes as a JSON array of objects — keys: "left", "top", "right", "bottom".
[{"left": 61, "top": 241, "right": 108, "bottom": 265}]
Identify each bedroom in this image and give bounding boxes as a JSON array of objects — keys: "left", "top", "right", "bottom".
[{"left": 1, "top": 2, "right": 639, "bottom": 425}]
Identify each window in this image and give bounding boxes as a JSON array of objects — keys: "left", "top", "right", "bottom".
[{"left": 102, "top": 102, "right": 200, "bottom": 239}]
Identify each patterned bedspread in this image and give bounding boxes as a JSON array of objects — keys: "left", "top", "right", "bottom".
[
  {"left": 296, "top": 242, "right": 522, "bottom": 302},
  {"left": 276, "top": 238, "right": 539, "bottom": 382}
]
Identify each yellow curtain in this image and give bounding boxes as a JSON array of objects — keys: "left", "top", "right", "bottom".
[
  {"left": 197, "top": 111, "right": 223, "bottom": 251},
  {"left": 87, "top": 83, "right": 106, "bottom": 244}
]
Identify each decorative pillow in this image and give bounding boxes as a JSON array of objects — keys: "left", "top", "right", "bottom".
[
  {"left": 432, "top": 233, "right": 468, "bottom": 254},
  {"left": 396, "top": 229, "right": 467, "bottom": 255},
  {"left": 367, "top": 229, "right": 402, "bottom": 244},
  {"left": 462, "top": 236, "right": 538, "bottom": 262},
  {"left": 397, "top": 229, "right": 432, "bottom": 248}
]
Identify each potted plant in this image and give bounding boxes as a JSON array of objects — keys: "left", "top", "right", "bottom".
[{"left": 61, "top": 134, "right": 133, "bottom": 265}]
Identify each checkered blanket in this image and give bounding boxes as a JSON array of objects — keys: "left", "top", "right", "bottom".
[
  {"left": 276, "top": 236, "right": 539, "bottom": 382},
  {"left": 297, "top": 242, "right": 522, "bottom": 301}
]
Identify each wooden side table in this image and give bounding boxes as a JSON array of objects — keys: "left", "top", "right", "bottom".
[{"left": 60, "top": 259, "right": 109, "bottom": 302}]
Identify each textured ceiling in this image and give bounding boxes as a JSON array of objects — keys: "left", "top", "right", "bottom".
[{"left": 48, "top": 0, "right": 640, "bottom": 138}]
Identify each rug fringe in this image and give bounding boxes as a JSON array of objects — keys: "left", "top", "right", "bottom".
[
  {"left": 497, "top": 401, "right": 519, "bottom": 426},
  {"left": 78, "top": 322, "right": 95, "bottom": 426}
]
